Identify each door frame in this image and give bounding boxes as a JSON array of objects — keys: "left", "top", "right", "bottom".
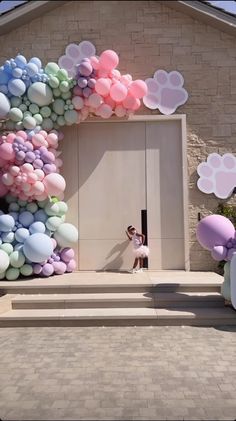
[{"left": 80, "top": 114, "right": 189, "bottom": 271}]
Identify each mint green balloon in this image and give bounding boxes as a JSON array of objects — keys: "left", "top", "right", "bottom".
[
  {"left": 0, "top": 243, "right": 14, "bottom": 255},
  {"left": 9, "top": 108, "right": 23, "bottom": 122},
  {"left": 0, "top": 271, "right": 6, "bottom": 280},
  {"left": 9, "top": 202, "right": 20, "bottom": 212},
  {"left": 57, "top": 69, "right": 68, "bottom": 81},
  {"left": 40, "top": 106, "right": 51, "bottom": 118},
  {"left": 45, "top": 62, "right": 60, "bottom": 76},
  {"left": 45, "top": 202, "right": 60, "bottom": 216},
  {"left": 57, "top": 201, "right": 68, "bottom": 216},
  {"left": 20, "top": 264, "right": 33, "bottom": 276},
  {"left": 19, "top": 103, "right": 27, "bottom": 112},
  {"left": 53, "top": 122, "right": 59, "bottom": 130},
  {"left": 23, "top": 111, "right": 32, "bottom": 117},
  {"left": 53, "top": 98, "right": 65, "bottom": 115},
  {"left": 49, "top": 75, "right": 59, "bottom": 89},
  {"left": 46, "top": 216, "right": 63, "bottom": 231},
  {"left": 54, "top": 223, "right": 78, "bottom": 248},
  {"left": 37, "top": 198, "right": 48, "bottom": 208},
  {"left": 6, "top": 267, "right": 20, "bottom": 280},
  {"left": 34, "top": 113, "right": 43, "bottom": 125},
  {"left": 42, "top": 118, "right": 53, "bottom": 131},
  {"left": 18, "top": 199, "right": 27, "bottom": 207},
  {"left": 11, "top": 96, "right": 22, "bottom": 107},
  {"left": 15, "top": 122, "right": 23, "bottom": 130},
  {"left": 26, "top": 202, "right": 38, "bottom": 213},
  {"left": 53, "top": 88, "right": 61, "bottom": 97},
  {"left": 64, "top": 110, "right": 78, "bottom": 125},
  {"left": 59, "top": 81, "right": 69, "bottom": 93},
  {"left": 51, "top": 112, "right": 57, "bottom": 122},
  {"left": 57, "top": 116, "right": 65, "bottom": 126},
  {"left": 61, "top": 92, "right": 71, "bottom": 100},
  {"left": 10, "top": 251, "right": 25, "bottom": 268},
  {"left": 23, "top": 115, "right": 37, "bottom": 129},
  {"left": 29, "top": 103, "right": 39, "bottom": 114}
]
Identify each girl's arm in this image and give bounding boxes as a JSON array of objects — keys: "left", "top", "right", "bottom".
[
  {"left": 125, "top": 230, "right": 132, "bottom": 241},
  {"left": 137, "top": 233, "right": 145, "bottom": 244}
]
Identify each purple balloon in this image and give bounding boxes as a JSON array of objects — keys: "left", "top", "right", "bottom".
[
  {"left": 33, "top": 158, "right": 44, "bottom": 169},
  {"left": 25, "top": 141, "right": 34, "bottom": 151},
  {"left": 60, "top": 247, "right": 75, "bottom": 263},
  {"left": 77, "top": 77, "right": 87, "bottom": 88},
  {"left": 33, "top": 263, "right": 42, "bottom": 274},
  {"left": 16, "top": 150, "right": 25, "bottom": 161},
  {"left": 41, "top": 151, "right": 55, "bottom": 164},
  {"left": 196, "top": 215, "right": 235, "bottom": 251},
  {"left": 42, "top": 263, "right": 54, "bottom": 277},
  {"left": 78, "top": 62, "right": 93, "bottom": 77},
  {"left": 25, "top": 151, "right": 35, "bottom": 163},
  {"left": 211, "top": 245, "right": 227, "bottom": 261},
  {"left": 66, "top": 259, "right": 76, "bottom": 272},
  {"left": 43, "top": 164, "right": 55, "bottom": 174},
  {"left": 226, "top": 248, "right": 236, "bottom": 261},
  {"left": 52, "top": 261, "right": 66, "bottom": 275},
  {"left": 87, "top": 78, "right": 96, "bottom": 89},
  {"left": 83, "top": 87, "right": 92, "bottom": 98}
]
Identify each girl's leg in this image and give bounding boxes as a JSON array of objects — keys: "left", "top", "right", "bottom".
[
  {"left": 139, "top": 258, "right": 143, "bottom": 269},
  {"left": 133, "top": 258, "right": 139, "bottom": 269}
]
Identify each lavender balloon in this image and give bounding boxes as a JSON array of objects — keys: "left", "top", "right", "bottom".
[
  {"left": 211, "top": 245, "right": 227, "bottom": 261},
  {"left": 196, "top": 215, "right": 235, "bottom": 251}
]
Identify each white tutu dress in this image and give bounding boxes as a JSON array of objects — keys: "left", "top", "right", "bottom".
[{"left": 131, "top": 233, "right": 150, "bottom": 258}]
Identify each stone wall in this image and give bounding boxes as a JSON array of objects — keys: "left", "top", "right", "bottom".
[{"left": 1, "top": 0, "right": 236, "bottom": 271}]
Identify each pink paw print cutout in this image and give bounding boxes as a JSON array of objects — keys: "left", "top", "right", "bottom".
[
  {"left": 58, "top": 41, "right": 96, "bottom": 78},
  {"left": 197, "top": 153, "right": 236, "bottom": 199},
  {"left": 143, "top": 70, "right": 188, "bottom": 115}
]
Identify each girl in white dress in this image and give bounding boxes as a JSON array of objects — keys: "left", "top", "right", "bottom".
[{"left": 125, "top": 225, "right": 150, "bottom": 273}]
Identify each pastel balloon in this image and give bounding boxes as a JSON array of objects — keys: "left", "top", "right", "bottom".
[
  {"left": 95, "top": 78, "right": 111, "bottom": 96},
  {"left": 0, "top": 249, "right": 10, "bottom": 272},
  {"left": 20, "top": 264, "right": 33, "bottom": 276},
  {"left": 99, "top": 50, "right": 119, "bottom": 71},
  {"left": 0, "top": 243, "right": 13, "bottom": 255},
  {"left": 72, "top": 96, "right": 84, "bottom": 110},
  {"left": 43, "top": 173, "right": 66, "bottom": 196},
  {"left": 196, "top": 215, "right": 235, "bottom": 250},
  {"left": 98, "top": 103, "right": 113, "bottom": 119},
  {"left": 0, "top": 93, "right": 10, "bottom": 119},
  {"left": 42, "top": 263, "right": 54, "bottom": 277},
  {"left": 52, "top": 261, "right": 67, "bottom": 275},
  {"left": 114, "top": 105, "right": 126, "bottom": 117},
  {"left": 6, "top": 267, "right": 20, "bottom": 280},
  {"left": 0, "top": 214, "right": 15, "bottom": 231},
  {"left": 33, "top": 263, "right": 42, "bottom": 274},
  {"left": 15, "top": 228, "right": 30, "bottom": 243},
  {"left": 78, "top": 62, "right": 93, "bottom": 76},
  {"left": 0, "top": 143, "right": 15, "bottom": 160},
  {"left": 8, "top": 78, "right": 26, "bottom": 96},
  {"left": 211, "top": 245, "right": 227, "bottom": 261},
  {"left": 110, "top": 82, "right": 127, "bottom": 102},
  {"left": 10, "top": 250, "right": 25, "bottom": 268},
  {"left": 129, "top": 80, "right": 147, "bottom": 98},
  {"left": 27, "top": 82, "right": 53, "bottom": 106},
  {"left": 46, "top": 216, "right": 63, "bottom": 231},
  {"left": 29, "top": 221, "right": 46, "bottom": 234},
  {"left": 53, "top": 223, "right": 78, "bottom": 248},
  {"left": 23, "top": 233, "right": 53, "bottom": 263},
  {"left": 19, "top": 211, "right": 34, "bottom": 227},
  {"left": 60, "top": 247, "right": 75, "bottom": 263},
  {"left": 88, "top": 93, "right": 103, "bottom": 108},
  {"left": 66, "top": 259, "right": 76, "bottom": 272}
]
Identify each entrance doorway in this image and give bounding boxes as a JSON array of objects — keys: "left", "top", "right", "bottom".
[{"left": 77, "top": 118, "right": 188, "bottom": 271}]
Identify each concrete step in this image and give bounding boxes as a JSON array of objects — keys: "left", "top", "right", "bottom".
[
  {"left": 0, "top": 271, "right": 223, "bottom": 295},
  {"left": 11, "top": 291, "right": 224, "bottom": 310},
  {"left": 0, "top": 306, "right": 235, "bottom": 327}
]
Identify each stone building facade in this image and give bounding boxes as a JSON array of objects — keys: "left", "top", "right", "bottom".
[{"left": 0, "top": 0, "right": 236, "bottom": 271}]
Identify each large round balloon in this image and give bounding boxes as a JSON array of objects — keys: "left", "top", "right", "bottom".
[
  {"left": 53, "top": 223, "right": 78, "bottom": 248},
  {"left": 23, "top": 233, "right": 53, "bottom": 263},
  {"left": 196, "top": 215, "right": 235, "bottom": 250},
  {"left": 0, "top": 249, "right": 10, "bottom": 273},
  {"left": 0, "top": 93, "right": 10, "bottom": 119},
  {"left": 27, "top": 82, "right": 53, "bottom": 106}
]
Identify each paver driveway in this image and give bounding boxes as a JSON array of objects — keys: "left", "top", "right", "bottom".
[{"left": 0, "top": 326, "right": 235, "bottom": 420}]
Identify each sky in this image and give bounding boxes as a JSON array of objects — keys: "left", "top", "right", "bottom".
[{"left": 0, "top": 0, "right": 236, "bottom": 16}]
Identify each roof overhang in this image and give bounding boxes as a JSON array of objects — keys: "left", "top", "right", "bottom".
[
  {"left": 0, "top": 0, "right": 68, "bottom": 36},
  {"left": 166, "top": 0, "right": 236, "bottom": 37}
]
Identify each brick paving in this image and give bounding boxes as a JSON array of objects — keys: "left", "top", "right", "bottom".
[{"left": 0, "top": 326, "right": 235, "bottom": 420}]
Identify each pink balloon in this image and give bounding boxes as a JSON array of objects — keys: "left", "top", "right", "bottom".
[
  {"left": 120, "top": 75, "right": 132, "bottom": 87},
  {"left": 60, "top": 247, "right": 75, "bottom": 263},
  {"left": 110, "top": 69, "right": 121, "bottom": 80},
  {"left": 16, "top": 131, "right": 28, "bottom": 140},
  {"left": 99, "top": 50, "right": 119, "bottom": 71},
  {"left": 46, "top": 133, "right": 58, "bottom": 147},
  {"left": 32, "top": 134, "right": 47, "bottom": 148},
  {"left": 122, "top": 93, "right": 137, "bottom": 109},
  {"left": 51, "top": 238, "right": 57, "bottom": 250},
  {"left": 72, "top": 96, "right": 84, "bottom": 110},
  {"left": 110, "top": 82, "right": 127, "bottom": 102},
  {"left": 66, "top": 259, "right": 76, "bottom": 272},
  {"left": 114, "top": 105, "right": 126, "bottom": 117},
  {"left": 33, "top": 181, "right": 45, "bottom": 195},
  {"left": 6, "top": 133, "right": 16, "bottom": 143},
  {"left": 0, "top": 157, "right": 7, "bottom": 167},
  {"left": 90, "top": 56, "right": 100, "bottom": 70},
  {"left": 36, "top": 192, "right": 48, "bottom": 201},
  {"left": 104, "top": 95, "right": 116, "bottom": 109},
  {"left": 98, "top": 68, "right": 109, "bottom": 78},
  {"left": 129, "top": 80, "right": 147, "bottom": 98},
  {"left": 22, "top": 163, "right": 34, "bottom": 174},
  {"left": 73, "top": 86, "right": 83, "bottom": 96},
  {"left": 88, "top": 93, "right": 103, "bottom": 108},
  {"left": 27, "top": 172, "right": 38, "bottom": 184},
  {"left": 131, "top": 98, "right": 141, "bottom": 111},
  {"left": 95, "top": 78, "right": 111, "bottom": 96},
  {"left": 0, "top": 179, "right": 8, "bottom": 196},
  {"left": 34, "top": 169, "right": 44, "bottom": 181},
  {"left": 98, "top": 104, "right": 113, "bottom": 119},
  {"left": 43, "top": 173, "right": 66, "bottom": 196},
  {"left": 2, "top": 172, "right": 14, "bottom": 186},
  {"left": 0, "top": 143, "right": 15, "bottom": 160},
  {"left": 9, "top": 165, "right": 20, "bottom": 176}
]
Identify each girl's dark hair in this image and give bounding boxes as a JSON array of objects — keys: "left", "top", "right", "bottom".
[{"left": 127, "top": 225, "right": 134, "bottom": 231}]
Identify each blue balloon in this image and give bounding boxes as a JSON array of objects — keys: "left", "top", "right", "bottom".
[
  {"left": 19, "top": 211, "right": 34, "bottom": 228},
  {"left": 0, "top": 69, "right": 10, "bottom": 84},
  {"left": 25, "top": 63, "right": 38, "bottom": 77},
  {"left": 9, "top": 212, "right": 19, "bottom": 221},
  {"left": 8, "top": 78, "right": 26, "bottom": 96},
  {"left": 23, "top": 233, "right": 53, "bottom": 263},
  {"left": 1, "top": 231, "right": 15, "bottom": 243},
  {"left": 34, "top": 210, "right": 47, "bottom": 223},
  {"left": 12, "top": 67, "right": 23, "bottom": 79},
  {"left": 14, "top": 243, "right": 24, "bottom": 252},
  {"left": 29, "top": 221, "right": 46, "bottom": 234},
  {"left": 0, "top": 215, "right": 15, "bottom": 232},
  {"left": 0, "top": 84, "right": 8, "bottom": 94},
  {"left": 15, "top": 55, "right": 27, "bottom": 69},
  {"left": 29, "top": 57, "right": 42, "bottom": 70},
  {"left": 15, "top": 228, "right": 30, "bottom": 243}
]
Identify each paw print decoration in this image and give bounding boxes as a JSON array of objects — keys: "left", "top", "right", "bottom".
[
  {"left": 143, "top": 70, "right": 188, "bottom": 115},
  {"left": 197, "top": 153, "right": 236, "bottom": 199}
]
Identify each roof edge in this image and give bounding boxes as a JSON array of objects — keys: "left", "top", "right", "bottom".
[
  {"left": 0, "top": 0, "right": 68, "bottom": 36},
  {"left": 166, "top": 0, "right": 236, "bottom": 36}
]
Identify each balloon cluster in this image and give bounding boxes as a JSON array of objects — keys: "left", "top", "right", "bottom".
[
  {"left": 0, "top": 195, "right": 78, "bottom": 280},
  {"left": 0, "top": 130, "right": 64, "bottom": 201},
  {"left": 72, "top": 49, "right": 148, "bottom": 120},
  {"left": 196, "top": 215, "right": 236, "bottom": 261}
]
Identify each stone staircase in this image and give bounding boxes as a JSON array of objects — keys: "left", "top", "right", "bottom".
[{"left": 0, "top": 271, "right": 235, "bottom": 326}]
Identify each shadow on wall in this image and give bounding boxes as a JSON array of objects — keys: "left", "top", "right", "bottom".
[{"left": 101, "top": 240, "right": 130, "bottom": 271}]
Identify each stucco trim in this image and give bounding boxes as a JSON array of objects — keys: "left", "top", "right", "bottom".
[
  {"left": 0, "top": 0, "right": 68, "bottom": 35},
  {"left": 166, "top": 0, "right": 236, "bottom": 36}
]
